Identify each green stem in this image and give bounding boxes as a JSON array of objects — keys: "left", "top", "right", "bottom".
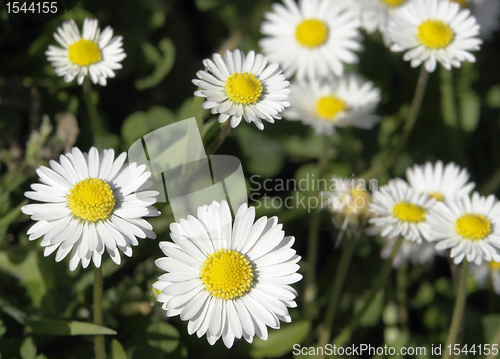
[
  {"left": 396, "top": 264, "right": 408, "bottom": 334},
  {"left": 361, "top": 66, "right": 430, "bottom": 180},
  {"left": 442, "top": 261, "right": 469, "bottom": 359},
  {"left": 83, "top": 78, "right": 105, "bottom": 150},
  {"left": 94, "top": 266, "right": 106, "bottom": 359},
  {"left": 317, "top": 233, "right": 359, "bottom": 357},
  {"left": 486, "top": 321, "right": 500, "bottom": 359},
  {"left": 206, "top": 121, "right": 232, "bottom": 156},
  {"left": 331, "top": 236, "right": 404, "bottom": 349},
  {"left": 304, "top": 134, "right": 331, "bottom": 319},
  {"left": 439, "top": 67, "right": 464, "bottom": 163}
]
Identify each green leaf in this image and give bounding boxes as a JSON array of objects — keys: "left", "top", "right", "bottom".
[
  {"left": 146, "top": 322, "right": 180, "bottom": 354},
  {"left": 250, "top": 320, "right": 310, "bottom": 359},
  {"left": 26, "top": 319, "right": 116, "bottom": 336},
  {"left": 357, "top": 289, "right": 384, "bottom": 327},
  {"left": 0, "top": 199, "right": 27, "bottom": 243},
  {"left": 459, "top": 90, "right": 480, "bottom": 132},
  {"left": 135, "top": 38, "right": 176, "bottom": 90},
  {"left": 20, "top": 337, "right": 37, "bottom": 359},
  {"left": 110, "top": 339, "right": 128, "bottom": 359},
  {"left": 121, "top": 106, "right": 177, "bottom": 148},
  {"left": 487, "top": 85, "right": 500, "bottom": 108},
  {"left": 482, "top": 314, "right": 500, "bottom": 342},
  {"left": 236, "top": 125, "right": 285, "bottom": 177}
]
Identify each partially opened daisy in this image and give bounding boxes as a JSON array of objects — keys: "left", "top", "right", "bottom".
[
  {"left": 284, "top": 74, "right": 381, "bottom": 135},
  {"left": 428, "top": 192, "right": 500, "bottom": 264},
  {"left": 259, "top": 0, "right": 363, "bottom": 80},
  {"left": 369, "top": 179, "right": 435, "bottom": 243},
  {"left": 355, "top": 0, "right": 410, "bottom": 45},
  {"left": 153, "top": 200, "right": 301, "bottom": 348},
  {"left": 471, "top": 260, "right": 500, "bottom": 295},
  {"left": 406, "top": 161, "right": 475, "bottom": 202},
  {"left": 192, "top": 49, "right": 290, "bottom": 130},
  {"left": 21, "top": 147, "right": 160, "bottom": 270},
  {"left": 46, "top": 18, "right": 126, "bottom": 86},
  {"left": 388, "top": 0, "right": 482, "bottom": 72}
]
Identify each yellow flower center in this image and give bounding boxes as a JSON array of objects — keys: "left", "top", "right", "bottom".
[
  {"left": 417, "top": 20, "right": 454, "bottom": 49},
  {"left": 316, "top": 96, "right": 347, "bottom": 121},
  {"left": 225, "top": 72, "right": 263, "bottom": 105},
  {"left": 429, "top": 191, "right": 444, "bottom": 201},
  {"left": 67, "top": 178, "right": 115, "bottom": 222},
  {"left": 490, "top": 261, "right": 500, "bottom": 270},
  {"left": 295, "top": 19, "right": 329, "bottom": 48},
  {"left": 455, "top": 214, "right": 491, "bottom": 240},
  {"left": 200, "top": 249, "right": 254, "bottom": 300},
  {"left": 380, "top": 0, "right": 407, "bottom": 6},
  {"left": 346, "top": 189, "right": 371, "bottom": 216},
  {"left": 68, "top": 39, "right": 102, "bottom": 66},
  {"left": 392, "top": 202, "right": 427, "bottom": 223},
  {"left": 449, "top": 0, "right": 470, "bottom": 8}
]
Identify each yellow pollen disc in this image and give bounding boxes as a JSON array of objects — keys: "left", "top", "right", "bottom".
[
  {"left": 417, "top": 20, "right": 454, "bottom": 49},
  {"left": 449, "top": 0, "right": 470, "bottom": 8},
  {"left": 200, "top": 249, "right": 254, "bottom": 300},
  {"left": 67, "top": 178, "right": 115, "bottom": 222},
  {"left": 429, "top": 191, "right": 444, "bottom": 201},
  {"left": 392, "top": 202, "right": 427, "bottom": 223},
  {"left": 316, "top": 96, "right": 347, "bottom": 121},
  {"left": 295, "top": 19, "right": 329, "bottom": 48},
  {"left": 380, "top": 0, "right": 407, "bottom": 6},
  {"left": 490, "top": 260, "right": 500, "bottom": 270},
  {"left": 455, "top": 214, "right": 491, "bottom": 240},
  {"left": 346, "top": 189, "right": 371, "bottom": 215},
  {"left": 225, "top": 72, "right": 263, "bottom": 105},
  {"left": 68, "top": 39, "right": 102, "bottom": 66}
]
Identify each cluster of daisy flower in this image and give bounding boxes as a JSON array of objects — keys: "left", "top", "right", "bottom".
[
  {"left": 27, "top": 0, "right": 499, "bottom": 352},
  {"left": 369, "top": 161, "right": 500, "bottom": 272}
]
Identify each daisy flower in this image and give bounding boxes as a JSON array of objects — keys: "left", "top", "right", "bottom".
[
  {"left": 442, "top": 0, "right": 500, "bottom": 40},
  {"left": 193, "top": 49, "right": 290, "bottom": 130},
  {"left": 284, "top": 74, "right": 381, "bottom": 135},
  {"left": 427, "top": 192, "right": 500, "bottom": 265},
  {"left": 46, "top": 18, "right": 126, "bottom": 86},
  {"left": 355, "top": 0, "right": 410, "bottom": 45},
  {"left": 21, "top": 147, "right": 160, "bottom": 270},
  {"left": 471, "top": 260, "right": 500, "bottom": 295},
  {"left": 406, "top": 161, "right": 475, "bottom": 202},
  {"left": 259, "top": 0, "right": 363, "bottom": 80},
  {"left": 369, "top": 179, "right": 435, "bottom": 243},
  {"left": 153, "top": 200, "right": 301, "bottom": 348},
  {"left": 381, "top": 236, "right": 439, "bottom": 268},
  {"left": 325, "top": 176, "right": 372, "bottom": 218},
  {"left": 388, "top": 0, "right": 482, "bottom": 72}
]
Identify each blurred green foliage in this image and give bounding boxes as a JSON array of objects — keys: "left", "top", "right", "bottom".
[{"left": 1, "top": 0, "right": 500, "bottom": 358}]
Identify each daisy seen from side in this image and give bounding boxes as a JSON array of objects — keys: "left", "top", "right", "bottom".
[
  {"left": 427, "top": 192, "right": 500, "bottom": 265},
  {"left": 284, "top": 74, "right": 381, "bottom": 135},
  {"left": 355, "top": 0, "right": 410, "bottom": 45},
  {"left": 46, "top": 18, "right": 126, "bottom": 86},
  {"left": 21, "top": 147, "right": 160, "bottom": 270},
  {"left": 388, "top": 0, "right": 482, "bottom": 72},
  {"left": 259, "top": 0, "right": 363, "bottom": 80},
  {"left": 470, "top": 260, "right": 500, "bottom": 295},
  {"left": 153, "top": 200, "right": 301, "bottom": 348},
  {"left": 406, "top": 160, "right": 475, "bottom": 202}
]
